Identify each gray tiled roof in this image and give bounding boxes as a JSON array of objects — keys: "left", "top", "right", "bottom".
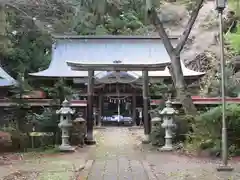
[
  {"left": 0, "top": 67, "right": 17, "bottom": 87},
  {"left": 29, "top": 36, "right": 204, "bottom": 78}
]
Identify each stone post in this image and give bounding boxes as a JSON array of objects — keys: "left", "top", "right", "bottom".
[
  {"left": 132, "top": 92, "right": 136, "bottom": 125},
  {"left": 56, "top": 99, "right": 75, "bottom": 152},
  {"left": 159, "top": 100, "right": 177, "bottom": 151},
  {"left": 98, "top": 94, "right": 103, "bottom": 127}
]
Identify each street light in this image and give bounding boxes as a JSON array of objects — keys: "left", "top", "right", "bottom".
[{"left": 215, "top": 0, "right": 233, "bottom": 171}]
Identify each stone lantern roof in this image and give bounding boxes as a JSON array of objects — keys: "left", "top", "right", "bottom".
[
  {"left": 160, "top": 100, "right": 177, "bottom": 115},
  {"left": 56, "top": 99, "right": 75, "bottom": 115}
]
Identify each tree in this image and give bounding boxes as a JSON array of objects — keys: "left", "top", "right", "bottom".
[
  {"left": 44, "top": 78, "right": 75, "bottom": 106},
  {"left": 8, "top": 72, "right": 32, "bottom": 131},
  {"left": 146, "top": 0, "right": 204, "bottom": 115}
]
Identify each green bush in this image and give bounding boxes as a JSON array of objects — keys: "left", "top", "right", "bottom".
[
  {"left": 226, "top": 24, "right": 240, "bottom": 54},
  {"left": 186, "top": 104, "right": 240, "bottom": 156},
  {"left": 150, "top": 121, "right": 165, "bottom": 146},
  {"left": 31, "top": 135, "right": 55, "bottom": 148}
]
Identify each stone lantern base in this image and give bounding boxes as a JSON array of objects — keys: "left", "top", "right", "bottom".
[
  {"left": 158, "top": 145, "right": 173, "bottom": 152},
  {"left": 159, "top": 137, "right": 174, "bottom": 151},
  {"left": 59, "top": 144, "right": 76, "bottom": 152}
]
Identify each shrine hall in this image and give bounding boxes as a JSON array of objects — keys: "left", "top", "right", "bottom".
[{"left": 30, "top": 35, "right": 205, "bottom": 144}]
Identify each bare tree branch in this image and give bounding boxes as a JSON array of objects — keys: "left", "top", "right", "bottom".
[
  {"left": 148, "top": 8, "right": 174, "bottom": 55},
  {"left": 175, "top": 0, "right": 204, "bottom": 54},
  {"left": 5, "top": 3, "right": 29, "bottom": 17},
  {"left": 147, "top": 0, "right": 201, "bottom": 115}
]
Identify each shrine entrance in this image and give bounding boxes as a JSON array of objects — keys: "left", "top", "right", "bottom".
[
  {"left": 71, "top": 68, "right": 154, "bottom": 145},
  {"left": 103, "top": 95, "right": 131, "bottom": 118},
  {"left": 94, "top": 81, "right": 142, "bottom": 126}
]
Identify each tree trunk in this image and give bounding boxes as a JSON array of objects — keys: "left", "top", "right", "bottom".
[
  {"left": 146, "top": 0, "right": 204, "bottom": 115},
  {"left": 169, "top": 55, "right": 197, "bottom": 115},
  {"left": 0, "top": 4, "right": 8, "bottom": 55}
]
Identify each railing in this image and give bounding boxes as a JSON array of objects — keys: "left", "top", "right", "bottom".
[{"left": 150, "top": 97, "right": 240, "bottom": 105}]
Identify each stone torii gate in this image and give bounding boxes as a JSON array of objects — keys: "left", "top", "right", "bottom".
[{"left": 67, "top": 61, "right": 169, "bottom": 145}]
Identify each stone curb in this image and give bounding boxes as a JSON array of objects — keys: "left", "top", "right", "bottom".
[
  {"left": 94, "top": 126, "right": 106, "bottom": 129},
  {"left": 142, "top": 161, "right": 164, "bottom": 180},
  {"left": 128, "top": 126, "right": 144, "bottom": 130},
  {"left": 78, "top": 160, "right": 94, "bottom": 179}
]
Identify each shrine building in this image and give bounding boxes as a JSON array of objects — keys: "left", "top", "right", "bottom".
[{"left": 30, "top": 35, "right": 205, "bottom": 143}]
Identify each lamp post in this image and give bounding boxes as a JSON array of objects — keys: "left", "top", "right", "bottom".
[{"left": 215, "top": 0, "right": 233, "bottom": 171}]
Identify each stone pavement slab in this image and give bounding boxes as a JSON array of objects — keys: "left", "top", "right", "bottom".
[
  {"left": 79, "top": 127, "right": 157, "bottom": 180},
  {"left": 86, "top": 159, "right": 151, "bottom": 180}
]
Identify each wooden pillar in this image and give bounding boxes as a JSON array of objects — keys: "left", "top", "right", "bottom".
[
  {"left": 98, "top": 94, "right": 103, "bottom": 126},
  {"left": 86, "top": 70, "right": 96, "bottom": 145},
  {"left": 132, "top": 92, "right": 136, "bottom": 125},
  {"left": 142, "top": 70, "right": 151, "bottom": 143}
]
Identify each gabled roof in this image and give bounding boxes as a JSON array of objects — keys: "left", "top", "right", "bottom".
[{"left": 29, "top": 35, "right": 205, "bottom": 78}]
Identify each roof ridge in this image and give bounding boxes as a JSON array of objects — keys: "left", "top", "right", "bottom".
[{"left": 52, "top": 34, "right": 180, "bottom": 40}]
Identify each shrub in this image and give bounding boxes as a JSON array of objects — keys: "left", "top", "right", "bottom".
[
  {"left": 1, "top": 126, "right": 29, "bottom": 151},
  {"left": 150, "top": 120, "right": 165, "bottom": 146},
  {"left": 0, "top": 131, "right": 12, "bottom": 152},
  {"left": 186, "top": 104, "right": 240, "bottom": 156}
]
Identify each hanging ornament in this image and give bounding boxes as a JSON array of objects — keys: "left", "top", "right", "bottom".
[{"left": 125, "top": 102, "right": 128, "bottom": 110}]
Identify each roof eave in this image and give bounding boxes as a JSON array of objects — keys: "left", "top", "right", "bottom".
[
  {"left": 51, "top": 34, "right": 180, "bottom": 40},
  {"left": 29, "top": 73, "right": 88, "bottom": 78}
]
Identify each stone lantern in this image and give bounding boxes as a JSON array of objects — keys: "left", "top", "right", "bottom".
[
  {"left": 159, "top": 100, "right": 177, "bottom": 151},
  {"left": 56, "top": 99, "right": 75, "bottom": 152}
]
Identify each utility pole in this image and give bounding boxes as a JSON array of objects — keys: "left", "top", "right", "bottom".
[{"left": 215, "top": 0, "right": 233, "bottom": 171}]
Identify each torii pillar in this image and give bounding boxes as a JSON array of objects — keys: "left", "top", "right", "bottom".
[
  {"left": 85, "top": 70, "right": 96, "bottom": 145},
  {"left": 142, "top": 70, "right": 151, "bottom": 143}
]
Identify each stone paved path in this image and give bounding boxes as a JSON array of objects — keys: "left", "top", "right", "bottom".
[
  {"left": 80, "top": 127, "right": 153, "bottom": 180},
  {"left": 80, "top": 127, "right": 240, "bottom": 180}
]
